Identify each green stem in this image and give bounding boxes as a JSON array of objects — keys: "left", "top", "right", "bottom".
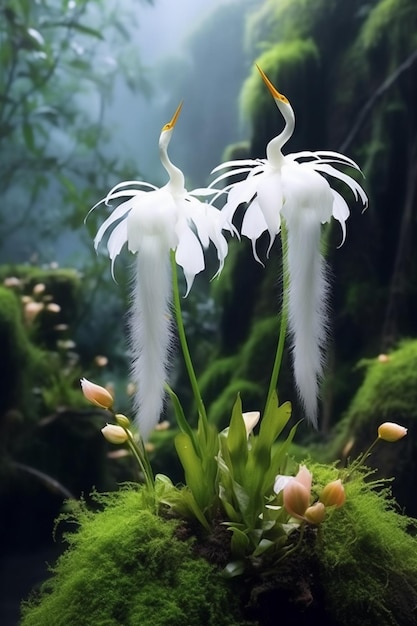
[
  {"left": 126, "top": 430, "right": 155, "bottom": 499},
  {"left": 170, "top": 250, "right": 208, "bottom": 432},
  {"left": 265, "top": 224, "right": 289, "bottom": 414},
  {"left": 345, "top": 437, "right": 380, "bottom": 479},
  {"left": 274, "top": 523, "right": 306, "bottom": 566}
]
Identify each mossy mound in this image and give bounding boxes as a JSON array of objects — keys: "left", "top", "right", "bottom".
[
  {"left": 311, "top": 463, "right": 417, "bottom": 626},
  {"left": 20, "top": 488, "right": 250, "bottom": 626},
  {"left": 0, "top": 286, "right": 47, "bottom": 419},
  {"left": 243, "top": 463, "right": 417, "bottom": 625},
  {"left": 325, "top": 340, "right": 417, "bottom": 514},
  {"left": 20, "top": 469, "right": 417, "bottom": 626}
]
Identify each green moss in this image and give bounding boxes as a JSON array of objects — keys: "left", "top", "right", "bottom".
[
  {"left": 240, "top": 39, "right": 320, "bottom": 121},
  {"left": 199, "top": 356, "right": 239, "bottom": 407},
  {"left": 20, "top": 489, "right": 250, "bottom": 626},
  {"left": 310, "top": 463, "right": 417, "bottom": 626},
  {"left": 235, "top": 317, "right": 278, "bottom": 387},
  {"left": 329, "top": 340, "right": 417, "bottom": 453},
  {"left": 359, "top": 0, "right": 416, "bottom": 51},
  {"left": 349, "top": 341, "right": 417, "bottom": 423},
  {"left": 322, "top": 340, "right": 417, "bottom": 515},
  {"left": 0, "top": 286, "right": 47, "bottom": 418}
]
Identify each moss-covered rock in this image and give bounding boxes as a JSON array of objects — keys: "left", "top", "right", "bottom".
[
  {"left": 0, "top": 265, "right": 81, "bottom": 349},
  {"left": 325, "top": 340, "right": 417, "bottom": 515},
  {"left": 311, "top": 463, "right": 417, "bottom": 626},
  {"left": 0, "top": 286, "right": 47, "bottom": 420},
  {"left": 20, "top": 469, "right": 417, "bottom": 626},
  {"left": 20, "top": 489, "right": 250, "bottom": 626}
]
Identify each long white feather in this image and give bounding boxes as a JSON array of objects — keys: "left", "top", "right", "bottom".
[
  {"left": 285, "top": 212, "right": 329, "bottom": 427},
  {"left": 129, "top": 237, "right": 172, "bottom": 440}
]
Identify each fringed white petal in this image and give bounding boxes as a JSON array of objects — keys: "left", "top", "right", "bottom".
[
  {"left": 107, "top": 218, "right": 128, "bottom": 279},
  {"left": 309, "top": 162, "right": 368, "bottom": 207},
  {"left": 106, "top": 180, "right": 158, "bottom": 198},
  {"left": 211, "top": 159, "right": 259, "bottom": 173},
  {"left": 331, "top": 189, "right": 350, "bottom": 246},
  {"left": 290, "top": 150, "right": 361, "bottom": 170},
  {"left": 256, "top": 172, "right": 282, "bottom": 245},
  {"left": 209, "top": 166, "right": 256, "bottom": 188},
  {"left": 241, "top": 198, "right": 268, "bottom": 265},
  {"left": 94, "top": 200, "right": 135, "bottom": 249},
  {"left": 181, "top": 198, "right": 211, "bottom": 248},
  {"left": 175, "top": 221, "right": 205, "bottom": 295}
]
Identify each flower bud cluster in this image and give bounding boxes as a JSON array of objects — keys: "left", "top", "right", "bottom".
[{"left": 278, "top": 465, "right": 346, "bottom": 526}]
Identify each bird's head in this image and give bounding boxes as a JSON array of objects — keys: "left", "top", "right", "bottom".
[
  {"left": 256, "top": 64, "right": 291, "bottom": 114},
  {"left": 159, "top": 102, "right": 185, "bottom": 191},
  {"left": 256, "top": 64, "right": 295, "bottom": 162},
  {"left": 159, "top": 101, "right": 183, "bottom": 152}
]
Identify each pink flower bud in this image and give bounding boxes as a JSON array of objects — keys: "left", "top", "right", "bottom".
[
  {"left": 304, "top": 502, "right": 326, "bottom": 525},
  {"left": 101, "top": 424, "right": 128, "bottom": 445},
  {"left": 80, "top": 377, "right": 114, "bottom": 409},
  {"left": 294, "top": 465, "right": 312, "bottom": 492},
  {"left": 377, "top": 422, "right": 407, "bottom": 442},
  {"left": 320, "top": 479, "right": 346, "bottom": 508},
  {"left": 283, "top": 479, "right": 310, "bottom": 519}
]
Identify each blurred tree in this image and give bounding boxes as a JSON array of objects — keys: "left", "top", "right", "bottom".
[{"left": 0, "top": 0, "right": 153, "bottom": 264}]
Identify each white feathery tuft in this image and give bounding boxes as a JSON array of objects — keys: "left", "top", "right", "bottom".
[
  {"left": 129, "top": 238, "right": 172, "bottom": 440},
  {"left": 285, "top": 212, "right": 329, "bottom": 427}
]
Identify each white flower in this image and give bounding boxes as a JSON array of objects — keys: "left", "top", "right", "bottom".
[
  {"left": 210, "top": 67, "right": 368, "bottom": 426},
  {"left": 92, "top": 104, "right": 227, "bottom": 294},
  {"left": 89, "top": 103, "right": 228, "bottom": 440}
]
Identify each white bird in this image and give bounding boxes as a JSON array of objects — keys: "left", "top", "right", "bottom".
[
  {"left": 90, "top": 103, "right": 228, "bottom": 439},
  {"left": 210, "top": 66, "right": 368, "bottom": 427}
]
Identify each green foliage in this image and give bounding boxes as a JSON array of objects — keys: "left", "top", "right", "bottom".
[
  {"left": 20, "top": 488, "right": 249, "bottom": 626},
  {"left": 217, "top": 394, "right": 298, "bottom": 575},
  {"left": 311, "top": 463, "right": 417, "bottom": 626},
  {"left": 245, "top": 0, "right": 339, "bottom": 49},
  {"left": 162, "top": 392, "right": 300, "bottom": 577},
  {"left": 0, "top": 0, "right": 148, "bottom": 261},
  {"left": 359, "top": 0, "right": 417, "bottom": 52}
]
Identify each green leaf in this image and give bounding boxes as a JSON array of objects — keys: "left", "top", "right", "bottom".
[
  {"left": 258, "top": 394, "right": 292, "bottom": 449},
  {"left": 166, "top": 385, "right": 199, "bottom": 453},
  {"left": 226, "top": 394, "right": 248, "bottom": 479},
  {"left": 251, "top": 397, "right": 292, "bottom": 479},
  {"left": 22, "top": 121, "right": 35, "bottom": 151},
  {"left": 252, "top": 538, "right": 275, "bottom": 557},
  {"left": 261, "top": 421, "right": 300, "bottom": 494},
  {"left": 222, "top": 560, "right": 245, "bottom": 578},
  {"left": 175, "top": 432, "right": 212, "bottom": 513},
  {"left": 70, "top": 23, "right": 104, "bottom": 40},
  {"left": 229, "top": 526, "right": 250, "bottom": 558}
]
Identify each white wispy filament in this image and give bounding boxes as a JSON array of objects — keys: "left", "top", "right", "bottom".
[{"left": 130, "top": 239, "right": 172, "bottom": 441}]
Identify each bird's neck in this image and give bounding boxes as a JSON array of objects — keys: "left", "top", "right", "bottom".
[
  {"left": 266, "top": 106, "right": 295, "bottom": 167},
  {"left": 160, "top": 147, "right": 185, "bottom": 192}
]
